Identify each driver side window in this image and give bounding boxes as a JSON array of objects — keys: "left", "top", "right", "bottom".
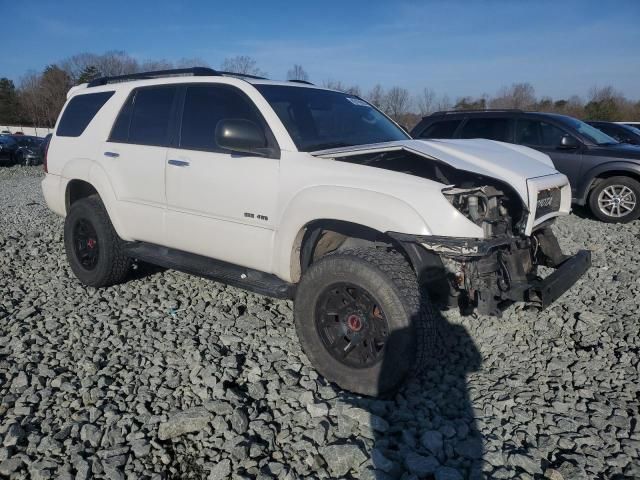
[{"left": 516, "top": 119, "right": 567, "bottom": 147}]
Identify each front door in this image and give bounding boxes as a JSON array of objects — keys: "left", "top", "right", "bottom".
[
  {"left": 164, "top": 84, "right": 280, "bottom": 273},
  {"left": 515, "top": 118, "right": 583, "bottom": 196}
]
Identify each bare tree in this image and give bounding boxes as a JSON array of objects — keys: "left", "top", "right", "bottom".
[
  {"left": 18, "top": 72, "right": 45, "bottom": 127},
  {"left": 220, "top": 56, "right": 266, "bottom": 77},
  {"left": 366, "top": 84, "right": 386, "bottom": 110},
  {"left": 323, "top": 80, "right": 361, "bottom": 96},
  {"left": 490, "top": 82, "right": 536, "bottom": 109},
  {"left": 39, "top": 65, "right": 72, "bottom": 126},
  {"left": 139, "top": 59, "right": 174, "bottom": 71},
  {"left": 436, "top": 94, "right": 452, "bottom": 111},
  {"left": 416, "top": 87, "right": 436, "bottom": 116},
  {"left": 175, "top": 57, "right": 210, "bottom": 68},
  {"left": 61, "top": 51, "right": 139, "bottom": 82},
  {"left": 287, "top": 64, "right": 309, "bottom": 82},
  {"left": 384, "top": 86, "right": 411, "bottom": 120}
]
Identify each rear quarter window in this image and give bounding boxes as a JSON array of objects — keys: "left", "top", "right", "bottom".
[{"left": 56, "top": 91, "right": 115, "bottom": 137}]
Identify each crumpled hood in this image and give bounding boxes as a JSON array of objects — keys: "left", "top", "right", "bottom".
[{"left": 312, "top": 138, "right": 560, "bottom": 203}]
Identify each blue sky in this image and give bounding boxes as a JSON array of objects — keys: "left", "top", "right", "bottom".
[{"left": 3, "top": 0, "right": 640, "bottom": 100}]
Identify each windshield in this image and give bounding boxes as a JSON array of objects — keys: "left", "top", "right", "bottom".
[
  {"left": 255, "top": 85, "right": 409, "bottom": 152},
  {"left": 562, "top": 116, "right": 619, "bottom": 145}
]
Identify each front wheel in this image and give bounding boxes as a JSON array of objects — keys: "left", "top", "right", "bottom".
[
  {"left": 588, "top": 176, "right": 640, "bottom": 223},
  {"left": 294, "top": 248, "right": 433, "bottom": 396},
  {"left": 64, "top": 195, "right": 130, "bottom": 287}
]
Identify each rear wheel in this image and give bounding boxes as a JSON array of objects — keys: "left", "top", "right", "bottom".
[
  {"left": 64, "top": 195, "right": 130, "bottom": 287},
  {"left": 589, "top": 176, "right": 640, "bottom": 223},
  {"left": 294, "top": 247, "right": 433, "bottom": 396}
]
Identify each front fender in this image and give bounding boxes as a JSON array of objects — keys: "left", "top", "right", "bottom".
[
  {"left": 272, "top": 186, "right": 432, "bottom": 282},
  {"left": 576, "top": 161, "right": 640, "bottom": 204}
]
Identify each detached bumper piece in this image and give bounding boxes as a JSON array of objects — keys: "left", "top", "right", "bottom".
[
  {"left": 524, "top": 250, "right": 591, "bottom": 308},
  {"left": 389, "top": 228, "right": 591, "bottom": 316}
]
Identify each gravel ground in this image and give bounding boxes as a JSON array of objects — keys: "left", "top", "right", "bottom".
[{"left": 0, "top": 166, "right": 639, "bottom": 480}]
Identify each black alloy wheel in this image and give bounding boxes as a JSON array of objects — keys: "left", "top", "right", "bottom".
[
  {"left": 315, "top": 282, "right": 389, "bottom": 369},
  {"left": 72, "top": 218, "right": 100, "bottom": 270}
]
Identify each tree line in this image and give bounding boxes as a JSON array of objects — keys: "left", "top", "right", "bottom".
[{"left": 1, "top": 51, "right": 639, "bottom": 130}]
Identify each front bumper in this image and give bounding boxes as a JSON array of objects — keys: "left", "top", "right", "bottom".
[
  {"left": 389, "top": 229, "right": 591, "bottom": 315},
  {"left": 523, "top": 250, "right": 591, "bottom": 308}
]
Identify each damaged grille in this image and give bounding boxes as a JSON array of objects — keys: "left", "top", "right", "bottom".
[{"left": 535, "top": 188, "right": 561, "bottom": 219}]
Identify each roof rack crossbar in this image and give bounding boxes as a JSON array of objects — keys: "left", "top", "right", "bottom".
[
  {"left": 428, "top": 108, "right": 524, "bottom": 117},
  {"left": 87, "top": 67, "right": 221, "bottom": 87},
  {"left": 217, "top": 71, "right": 268, "bottom": 80},
  {"left": 289, "top": 79, "right": 314, "bottom": 85}
]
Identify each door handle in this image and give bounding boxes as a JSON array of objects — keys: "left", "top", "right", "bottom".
[
  {"left": 168, "top": 159, "right": 190, "bottom": 167},
  {"left": 104, "top": 151, "right": 119, "bottom": 158}
]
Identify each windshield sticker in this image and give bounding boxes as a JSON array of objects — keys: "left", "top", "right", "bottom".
[{"left": 346, "top": 97, "right": 370, "bottom": 107}]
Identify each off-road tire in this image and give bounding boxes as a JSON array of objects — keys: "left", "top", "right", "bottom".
[
  {"left": 64, "top": 195, "right": 130, "bottom": 287},
  {"left": 294, "top": 247, "right": 434, "bottom": 397},
  {"left": 588, "top": 176, "right": 640, "bottom": 223}
]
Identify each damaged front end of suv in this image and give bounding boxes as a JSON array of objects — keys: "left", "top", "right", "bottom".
[
  {"left": 389, "top": 155, "right": 590, "bottom": 316},
  {"left": 319, "top": 139, "right": 591, "bottom": 316}
]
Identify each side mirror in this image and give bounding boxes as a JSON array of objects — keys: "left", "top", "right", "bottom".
[
  {"left": 215, "top": 119, "right": 270, "bottom": 157},
  {"left": 558, "top": 134, "right": 579, "bottom": 149}
]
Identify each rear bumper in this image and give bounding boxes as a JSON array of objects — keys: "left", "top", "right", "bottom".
[
  {"left": 389, "top": 228, "right": 591, "bottom": 315},
  {"left": 41, "top": 174, "right": 66, "bottom": 217}
]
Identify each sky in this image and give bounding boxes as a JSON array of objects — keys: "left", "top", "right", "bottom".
[{"left": 3, "top": 0, "right": 640, "bottom": 101}]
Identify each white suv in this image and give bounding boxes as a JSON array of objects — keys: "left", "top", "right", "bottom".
[{"left": 42, "top": 68, "right": 590, "bottom": 396}]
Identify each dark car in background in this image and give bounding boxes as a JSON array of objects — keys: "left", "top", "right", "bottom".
[
  {"left": 0, "top": 135, "right": 45, "bottom": 166},
  {"left": 412, "top": 110, "right": 640, "bottom": 223},
  {"left": 587, "top": 121, "right": 640, "bottom": 146},
  {"left": 13, "top": 135, "right": 45, "bottom": 165},
  {"left": 0, "top": 135, "right": 19, "bottom": 165}
]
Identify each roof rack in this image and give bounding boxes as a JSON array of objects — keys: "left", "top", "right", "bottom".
[
  {"left": 216, "top": 70, "right": 267, "bottom": 80},
  {"left": 289, "top": 79, "right": 314, "bottom": 85},
  {"left": 428, "top": 108, "right": 523, "bottom": 117},
  {"left": 87, "top": 67, "right": 220, "bottom": 87}
]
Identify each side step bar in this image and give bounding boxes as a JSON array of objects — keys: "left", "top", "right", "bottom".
[{"left": 124, "top": 242, "right": 296, "bottom": 299}]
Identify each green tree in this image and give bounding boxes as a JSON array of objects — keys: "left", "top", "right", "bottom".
[
  {"left": 0, "top": 78, "right": 20, "bottom": 124},
  {"left": 77, "top": 65, "right": 100, "bottom": 84}
]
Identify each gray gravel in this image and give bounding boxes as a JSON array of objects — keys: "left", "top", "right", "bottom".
[{"left": 1, "top": 165, "right": 639, "bottom": 479}]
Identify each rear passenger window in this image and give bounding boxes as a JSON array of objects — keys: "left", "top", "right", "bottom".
[
  {"left": 180, "top": 85, "right": 266, "bottom": 152},
  {"left": 418, "top": 120, "right": 461, "bottom": 139},
  {"left": 460, "top": 118, "right": 511, "bottom": 142},
  {"left": 57, "top": 91, "right": 114, "bottom": 137},
  {"left": 110, "top": 86, "right": 177, "bottom": 146},
  {"left": 129, "top": 87, "right": 176, "bottom": 146}
]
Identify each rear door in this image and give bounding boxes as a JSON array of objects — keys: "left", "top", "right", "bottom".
[
  {"left": 164, "top": 83, "right": 280, "bottom": 272},
  {"left": 458, "top": 116, "right": 515, "bottom": 142},
  {"left": 514, "top": 118, "right": 584, "bottom": 195},
  {"left": 104, "top": 85, "right": 178, "bottom": 243},
  {"left": 415, "top": 118, "right": 463, "bottom": 139}
]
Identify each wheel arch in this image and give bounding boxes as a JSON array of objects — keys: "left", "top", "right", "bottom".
[
  {"left": 576, "top": 162, "right": 640, "bottom": 204},
  {"left": 62, "top": 161, "right": 131, "bottom": 240},
  {"left": 272, "top": 186, "right": 432, "bottom": 283}
]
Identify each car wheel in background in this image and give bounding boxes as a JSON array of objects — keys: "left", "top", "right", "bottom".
[{"left": 589, "top": 176, "right": 640, "bottom": 223}]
